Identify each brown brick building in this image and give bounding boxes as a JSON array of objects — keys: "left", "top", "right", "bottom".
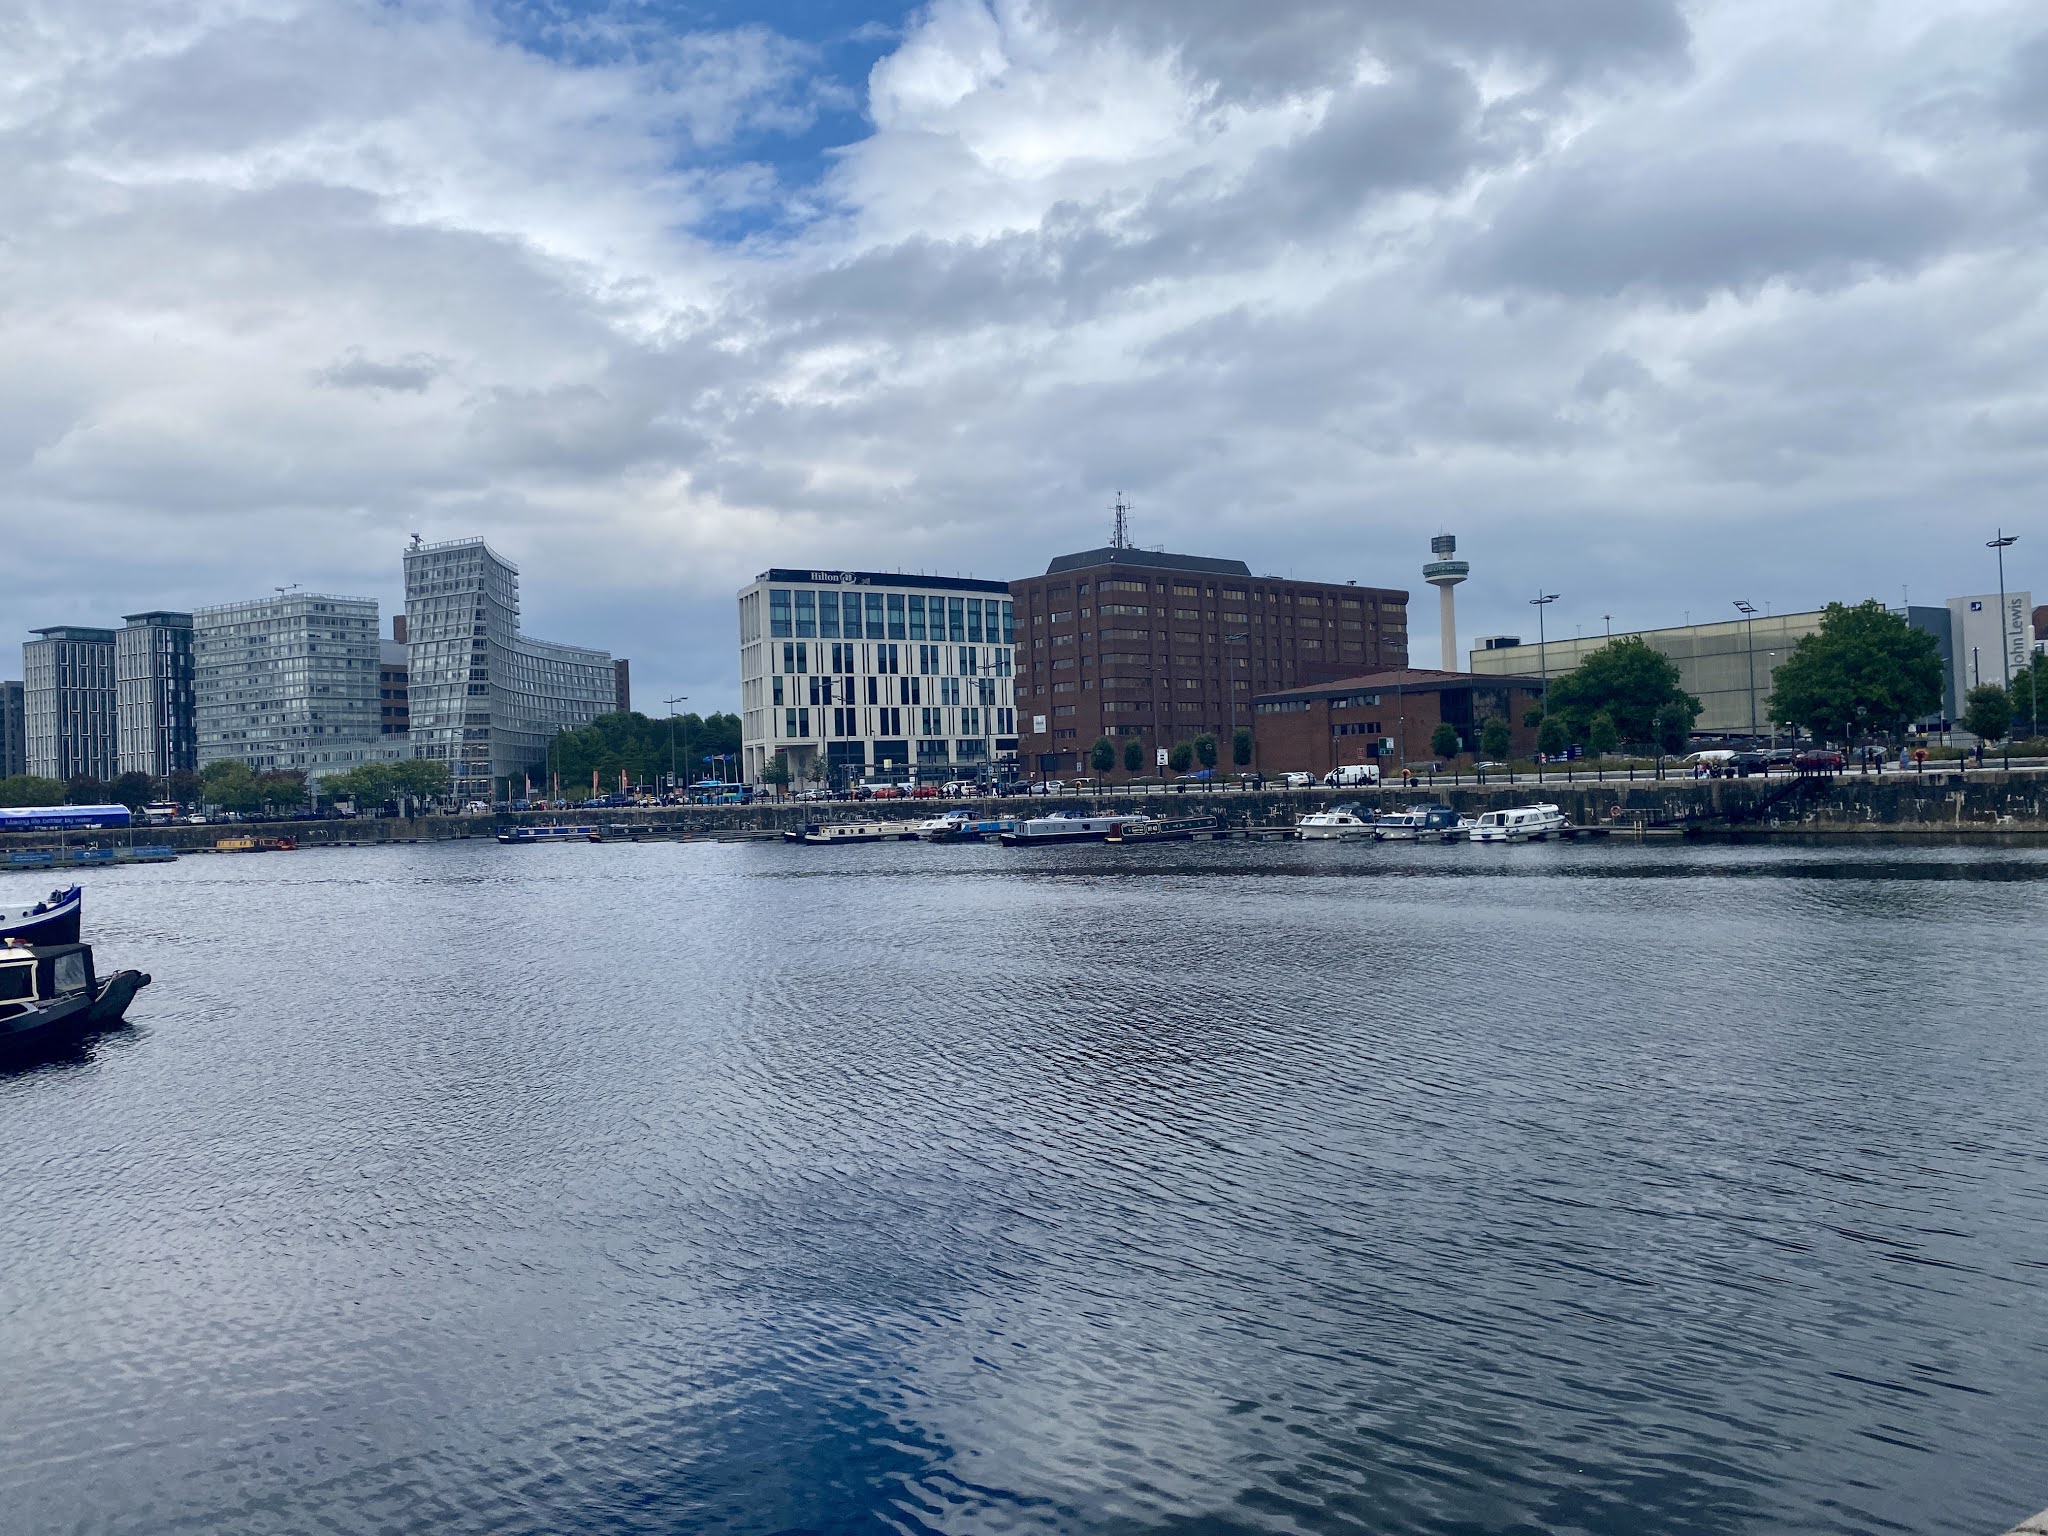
[
  {"left": 1251, "top": 668, "right": 1547, "bottom": 776},
  {"left": 1010, "top": 546, "right": 1409, "bottom": 777}
]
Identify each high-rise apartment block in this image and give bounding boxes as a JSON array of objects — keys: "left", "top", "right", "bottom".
[
  {"left": 23, "top": 627, "right": 118, "bottom": 783},
  {"left": 1, "top": 680, "right": 25, "bottom": 779},
  {"left": 194, "top": 593, "right": 389, "bottom": 777},
  {"left": 380, "top": 616, "right": 410, "bottom": 736},
  {"left": 116, "top": 611, "right": 197, "bottom": 779},
  {"left": 737, "top": 570, "right": 1018, "bottom": 786},
  {"left": 403, "top": 537, "right": 618, "bottom": 800}
]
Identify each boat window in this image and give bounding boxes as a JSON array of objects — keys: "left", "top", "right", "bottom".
[
  {"left": 0, "top": 963, "right": 32, "bottom": 1001},
  {"left": 54, "top": 953, "right": 88, "bottom": 995}
]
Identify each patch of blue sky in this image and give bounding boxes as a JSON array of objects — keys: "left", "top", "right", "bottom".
[{"left": 481, "top": 0, "right": 913, "bottom": 243}]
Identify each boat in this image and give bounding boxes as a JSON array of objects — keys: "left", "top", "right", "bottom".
[
  {"left": 1373, "top": 805, "right": 1467, "bottom": 843},
  {"left": 214, "top": 835, "right": 298, "bottom": 852},
  {"left": 493, "top": 823, "right": 598, "bottom": 847},
  {"left": 1468, "top": 804, "right": 1570, "bottom": 843},
  {"left": 1108, "top": 815, "right": 1219, "bottom": 843},
  {"left": 798, "top": 822, "right": 922, "bottom": 844},
  {"left": 0, "top": 886, "right": 82, "bottom": 947},
  {"left": 998, "top": 811, "right": 1151, "bottom": 846},
  {"left": 1296, "top": 804, "right": 1374, "bottom": 840},
  {"left": 0, "top": 938, "right": 151, "bottom": 1059},
  {"left": 920, "top": 812, "right": 1017, "bottom": 842}
]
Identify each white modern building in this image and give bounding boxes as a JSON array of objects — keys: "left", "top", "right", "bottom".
[
  {"left": 22, "top": 626, "right": 118, "bottom": 783},
  {"left": 403, "top": 537, "right": 620, "bottom": 802},
  {"left": 116, "top": 611, "right": 197, "bottom": 779},
  {"left": 1947, "top": 592, "right": 2033, "bottom": 702},
  {"left": 194, "top": 593, "right": 395, "bottom": 779},
  {"left": 738, "top": 569, "right": 1018, "bottom": 786}
]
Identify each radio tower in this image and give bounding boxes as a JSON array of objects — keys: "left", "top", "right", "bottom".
[
  {"left": 1424, "top": 534, "right": 1471, "bottom": 671},
  {"left": 1111, "top": 492, "right": 1131, "bottom": 550}
]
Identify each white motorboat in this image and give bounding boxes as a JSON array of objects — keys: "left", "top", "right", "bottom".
[
  {"left": 1468, "top": 804, "right": 1569, "bottom": 843},
  {"left": 1296, "top": 807, "right": 1373, "bottom": 840},
  {"left": 1373, "top": 805, "right": 1466, "bottom": 842}
]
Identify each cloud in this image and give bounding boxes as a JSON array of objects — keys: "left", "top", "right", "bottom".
[{"left": 315, "top": 351, "right": 447, "bottom": 393}]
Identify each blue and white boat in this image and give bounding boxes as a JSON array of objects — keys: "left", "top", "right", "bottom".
[
  {"left": 918, "top": 811, "right": 1017, "bottom": 842},
  {"left": 0, "top": 885, "right": 82, "bottom": 946},
  {"left": 497, "top": 824, "right": 601, "bottom": 844}
]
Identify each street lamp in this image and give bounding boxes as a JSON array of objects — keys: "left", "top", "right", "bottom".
[
  {"left": 665, "top": 694, "right": 687, "bottom": 797},
  {"left": 1225, "top": 630, "right": 1248, "bottom": 778},
  {"left": 1530, "top": 593, "right": 1559, "bottom": 772},
  {"left": 1990, "top": 530, "right": 2019, "bottom": 769},
  {"left": 1733, "top": 600, "right": 1758, "bottom": 745}
]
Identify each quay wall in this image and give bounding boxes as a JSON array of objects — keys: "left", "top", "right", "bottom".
[{"left": 6, "top": 771, "right": 2048, "bottom": 853}]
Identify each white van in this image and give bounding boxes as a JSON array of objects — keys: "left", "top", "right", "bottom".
[{"left": 1323, "top": 764, "right": 1382, "bottom": 787}]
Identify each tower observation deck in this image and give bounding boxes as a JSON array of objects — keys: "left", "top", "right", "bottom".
[{"left": 1423, "top": 534, "right": 1470, "bottom": 673}]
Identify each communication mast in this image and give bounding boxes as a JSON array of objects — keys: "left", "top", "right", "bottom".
[{"left": 1111, "top": 492, "right": 1131, "bottom": 551}]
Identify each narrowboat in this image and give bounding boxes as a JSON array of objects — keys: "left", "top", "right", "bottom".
[
  {"left": 998, "top": 811, "right": 1151, "bottom": 846},
  {"left": 497, "top": 825, "right": 602, "bottom": 844},
  {"left": 0, "top": 939, "right": 151, "bottom": 1059}
]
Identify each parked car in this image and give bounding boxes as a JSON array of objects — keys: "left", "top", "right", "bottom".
[
  {"left": 1794, "top": 749, "right": 1846, "bottom": 773},
  {"left": 1281, "top": 771, "right": 1315, "bottom": 788},
  {"left": 1725, "top": 751, "right": 1770, "bottom": 776},
  {"left": 941, "top": 780, "right": 974, "bottom": 797},
  {"left": 1474, "top": 760, "right": 1509, "bottom": 771}
]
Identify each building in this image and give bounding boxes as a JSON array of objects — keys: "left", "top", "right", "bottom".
[
  {"left": 1008, "top": 545, "right": 1409, "bottom": 777},
  {"left": 115, "top": 611, "right": 196, "bottom": 780},
  {"left": 404, "top": 537, "right": 619, "bottom": 801},
  {"left": 22, "top": 626, "right": 118, "bottom": 783},
  {"left": 1, "top": 680, "right": 25, "bottom": 779},
  {"left": 613, "top": 658, "right": 631, "bottom": 714},
  {"left": 1253, "top": 668, "right": 1546, "bottom": 775},
  {"left": 194, "top": 593, "right": 390, "bottom": 778},
  {"left": 380, "top": 617, "right": 410, "bottom": 736},
  {"left": 737, "top": 569, "right": 1017, "bottom": 786},
  {"left": 1947, "top": 592, "right": 2034, "bottom": 701}
]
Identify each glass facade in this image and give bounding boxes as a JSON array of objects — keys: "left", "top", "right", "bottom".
[
  {"left": 22, "top": 627, "right": 117, "bottom": 782},
  {"left": 404, "top": 538, "right": 617, "bottom": 800},
  {"left": 739, "top": 570, "right": 1018, "bottom": 785},
  {"left": 116, "top": 612, "right": 197, "bottom": 779},
  {"left": 194, "top": 595, "right": 388, "bottom": 778}
]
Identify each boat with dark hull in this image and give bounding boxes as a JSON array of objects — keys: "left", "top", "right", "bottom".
[
  {"left": 0, "top": 940, "right": 150, "bottom": 1059},
  {"left": 1107, "top": 816, "right": 1220, "bottom": 843},
  {"left": 998, "top": 811, "right": 1152, "bottom": 846},
  {"left": 0, "top": 886, "right": 82, "bottom": 947},
  {"left": 497, "top": 825, "right": 601, "bottom": 844}
]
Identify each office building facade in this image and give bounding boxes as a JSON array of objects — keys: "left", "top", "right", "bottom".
[
  {"left": 1009, "top": 547, "right": 1409, "bottom": 777},
  {"left": 1947, "top": 592, "right": 2034, "bottom": 703},
  {"left": 1254, "top": 668, "right": 1546, "bottom": 775},
  {"left": 738, "top": 570, "right": 1017, "bottom": 786},
  {"left": 22, "top": 627, "right": 118, "bottom": 783},
  {"left": 116, "top": 611, "right": 197, "bottom": 779},
  {"left": 1, "top": 680, "right": 26, "bottom": 779},
  {"left": 194, "top": 594, "right": 388, "bottom": 778},
  {"left": 404, "top": 537, "right": 618, "bottom": 800},
  {"left": 380, "top": 617, "right": 410, "bottom": 736}
]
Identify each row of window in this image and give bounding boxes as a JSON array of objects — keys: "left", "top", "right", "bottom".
[
  {"left": 777, "top": 642, "right": 1013, "bottom": 679},
  {"left": 779, "top": 707, "right": 1017, "bottom": 740},
  {"left": 774, "top": 674, "right": 1003, "bottom": 708},
  {"left": 768, "top": 589, "right": 1017, "bottom": 644}
]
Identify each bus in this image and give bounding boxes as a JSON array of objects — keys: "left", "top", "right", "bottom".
[{"left": 0, "top": 805, "right": 135, "bottom": 832}]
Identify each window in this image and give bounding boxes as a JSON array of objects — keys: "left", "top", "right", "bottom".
[
  {"left": 1174, "top": 608, "right": 1200, "bottom": 620},
  {"left": 1053, "top": 704, "right": 1077, "bottom": 717},
  {"left": 1051, "top": 658, "right": 1075, "bottom": 671},
  {"left": 898, "top": 676, "right": 920, "bottom": 704},
  {"left": 919, "top": 644, "right": 940, "bottom": 674},
  {"left": 1255, "top": 699, "right": 1310, "bottom": 714},
  {"left": 838, "top": 592, "right": 863, "bottom": 639},
  {"left": 921, "top": 707, "right": 943, "bottom": 735},
  {"left": 1102, "top": 579, "right": 1147, "bottom": 593},
  {"left": 772, "top": 676, "right": 784, "bottom": 706},
  {"left": 1001, "top": 602, "right": 1015, "bottom": 644},
  {"left": 1049, "top": 610, "right": 1072, "bottom": 624},
  {"left": 967, "top": 598, "right": 984, "bottom": 644},
  {"left": 866, "top": 676, "right": 879, "bottom": 705},
  {"left": 1223, "top": 611, "right": 1248, "bottom": 624},
  {"left": 908, "top": 595, "right": 926, "bottom": 641},
  {"left": 1051, "top": 681, "right": 1076, "bottom": 694},
  {"left": 947, "top": 597, "right": 966, "bottom": 642},
  {"left": 1050, "top": 633, "right": 1075, "bottom": 647},
  {"left": 1101, "top": 604, "right": 1148, "bottom": 617},
  {"left": 795, "top": 590, "right": 817, "bottom": 637},
  {"left": 958, "top": 646, "right": 974, "bottom": 675},
  {"left": 819, "top": 594, "right": 840, "bottom": 639},
  {"left": 887, "top": 593, "right": 907, "bottom": 640},
  {"left": 1173, "top": 584, "right": 1199, "bottom": 597},
  {"left": 769, "top": 589, "right": 792, "bottom": 637}
]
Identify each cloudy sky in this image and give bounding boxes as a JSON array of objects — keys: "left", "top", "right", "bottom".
[{"left": 6, "top": 0, "right": 2045, "bottom": 709}]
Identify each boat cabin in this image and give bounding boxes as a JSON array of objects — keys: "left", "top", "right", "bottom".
[{"left": 0, "top": 942, "right": 96, "bottom": 1022}]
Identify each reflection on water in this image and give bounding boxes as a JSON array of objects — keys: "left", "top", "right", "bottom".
[{"left": 1, "top": 840, "right": 2044, "bottom": 1536}]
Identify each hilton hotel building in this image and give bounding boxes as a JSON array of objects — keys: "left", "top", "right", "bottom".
[{"left": 739, "top": 570, "right": 1018, "bottom": 786}]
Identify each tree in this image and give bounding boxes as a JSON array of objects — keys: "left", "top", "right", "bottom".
[
  {"left": 109, "top": 772, "right": 157, "bottom": 811},
  {"left": 1169, "top": 741, "right": 1195, "bottom": 774},
  {"left": 257, "top": 771, "right": 307, "bottom": 815},
  {"left": 1122, "top": 737, "right": 1145, "bottom": 774},
  {"left": 1090, "top": 736, "right": 1116, "bottom": 774},
  {"left": 64, "top": 774, "right": 108, "bottom": 805},
  {"left": 1654, "top": 703, "right": 1691, "bottom": 756},
  {"left": 1523, "top": 708, "right": 1544, "bottom": 728},
  {"left": 323, "top": 762, "right": 396, "bottom": 806},
  {"left": 2007, "top": 653, "right": 2047, "bottom": 739},
  {"left": 165, "top": 769, "right": 203, "bottom": 807},
  {"left": 547, "top": 710, "right": 745, "bottom": 791},
  {"left": 1480, "top": 716, "right": 1511, "bottom": 760},
  {"left": 1767, "top": 600, "right": 1944, "bottom": 745},
  {"left": 1537, "top": 716, "right": 1570, "bottom": 758},
  {"left": 1430, "top": 722, "right": 1462, "bottom": 760},
  {"left": 1587, "top": 711, "right": 1619, "bottom": 759},
  {"left": 389, "top": 759, "right": 450, "bottom": 801},
  {"left": 200, "top": 759, "right": 263, "bottom": 814},
  {"left": 1194, "top": 733, "right": 1219, "bottom": 770},
  {"left": 1545, "top": 636, "right": 1701, "bottom": 747},
  {"left": 1962, "top": 684, "right": 2012, "bottom": 744},
  {"left": 759, "top": 753, "right": 792, "bottom": 790},
  {"left": 1232, "top": 727, "right": 1253, "bottom": 768},
  {"left": 0, "top": 775, "right": 65, "bottom": 807}
]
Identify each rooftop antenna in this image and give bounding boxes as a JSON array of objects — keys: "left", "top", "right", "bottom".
[
  {"left": 274, "top": 584, "right": 299, "bottom": 599},
  {"left": 410, "top": 533, "right": 423, "bottom": 549},
  {"left": 1111, "top": 491, "right": 1131, "bottom": 551}
]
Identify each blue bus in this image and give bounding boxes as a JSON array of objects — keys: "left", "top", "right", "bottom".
[{"left": 0, "top": 804, "right": 134, "bottom": 832}]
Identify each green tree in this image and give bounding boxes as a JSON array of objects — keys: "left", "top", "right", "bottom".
[
  {"left": 64, "top": 774, "right": 108, "bottom": 805},
  {"left": 1430, "top": 722, "right": 1462, "bottom": 760},
  {"left": 323, "top": 763, "right": 396, "bottom": 806},
  {"left": 1523, "top": 708, "right": 1544, "bottom": 728},
  {"left": 0, "top": 775, "right": 65, "bottom": 807},
  {"left": 2006, "top": 653, "right": 2047, "bottom": 739},
  {"left": 1232, "top": 727, "right": 1253, "bottom": 767},
  {"left": 1480, "top": 716, "right": 1511, "bottom": 760},
  {"left": 1586, "top": 711, "right": 1619, "bottom": 759},
  {"left": 1122, "top": 737, "right": 1145, "bottom": 774},
  {"left": 1767, "top": 600, "right": 1944, "bottom": 745},
  {"left": 1654, "top": 703, "right": 1691, "bottom": 756},
  {"left": 1194, "top": 733, "right": 1219, "bottom": 770},
  {"left": 546, "top": 710, "right": 744, "bottom": 791},
  {"left": 1089, "top": 736, "right": 1116, "bottom": 774},
  {"left": 1962, "top": 684, "right": 2012, "bottom": 744},
  {"left": 1537, "top": 716, "right": 1570, "bottom": 758},
  {"left": 390, "top": 760, "right": 451, "bottom": 801},
  {"left": 256, "top": 771, "right": 307, "bottom": 815},
  {"left": 1545, "top": 636, "right": 1701, "bottom": 747},
  {"left": 759, "top": 753, "right": 792, "bottom": 790},
  {"left": 108, "top": 772, "right": 157, "bottom": 811},
  {"left": 1169, "top": 741, "right": 1195, "bottom": 774},
  {"left": 200, "top": 759, "right": 263, "bottom": 813},
  {"left": 165, "top": 769, "right": 203, "bottom": 806}
]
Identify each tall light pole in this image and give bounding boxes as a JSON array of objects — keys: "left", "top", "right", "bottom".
[
  {"left": 1733, "top": 600, "right": 1758, "bottom": 745},
  {"left": 664, "top": 694, "right": 687, "bottom": 796},
  {"left": 1990, "top": 531, "right": 2018, "bottom": 769},
  {"left": 1225, "top": 630, "right": 1248, "bottom": 776},
  {"left": 1531, "top": 593, "right": 1559, "bottom": 771}
]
